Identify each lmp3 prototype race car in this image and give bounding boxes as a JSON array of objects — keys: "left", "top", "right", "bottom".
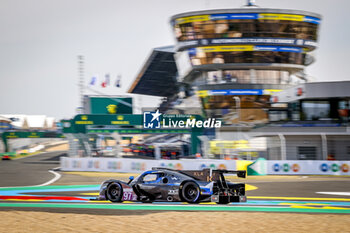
[{"left": 98, "top": 168, "right": 246, "bottom": 204}]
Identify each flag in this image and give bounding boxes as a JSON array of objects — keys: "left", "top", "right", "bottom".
[
  {"left": 101, "top": 73, "right": 110, "bottom": 88},
  {"left": 115, "top": 74, "right": 121, "bottom": 88},
  {"left": 89, "top": 76, "right": 97, "bottom": 85},
  {"left": 105, "top": 74, "right": 110, "bottom": 85}
]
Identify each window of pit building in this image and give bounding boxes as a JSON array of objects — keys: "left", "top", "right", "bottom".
[
  {"left": 204, "top": 70, "right": 290, "bottom": 85},
  {"left": 200, "top": 95, "right": 271, "bottom": 124},
  {"left": 338, "top": 100, "right": 350, "bottom": 123},
  {"left": 175, "top": 20, "right": 319, "bottom": 41},
  {"left": 189, "top": 51, "right": 306, "bottom": 66},
  {"left": 301, "top": 101, "right": 331, "bottom": 121},
  {"left": 202, "top": 95, "right": 270, "bottom": 109},
  {"left": 298, "top": 147, "right": 317, "bottom": 160},
  {"left": 269, "top": 110, "right": 288, "bottom": 122},
  {"left": 204, "top": 108, "right": 269, "bottom": 125}
]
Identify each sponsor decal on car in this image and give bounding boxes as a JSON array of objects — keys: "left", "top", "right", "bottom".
[
  {"left": 168, "top": 189, "right": 179, "bottom": 195},
  {"left": 122, "top": 188, "right": 137, "bottom": 201}
]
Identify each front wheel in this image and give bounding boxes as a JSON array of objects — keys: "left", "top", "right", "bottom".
[
  {"left": 181, "top": 181, "right": 200, "bottom": 203},
  {"left": 106, "top": 182, "right": 123, "bottom": 202}
]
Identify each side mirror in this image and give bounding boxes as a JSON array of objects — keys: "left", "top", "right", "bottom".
[
  {"left": 162, "top": 177, "right": 168, "bottom": 184},
  {"left": 129, "top": 176, "right": 134, "bottom": 181}
]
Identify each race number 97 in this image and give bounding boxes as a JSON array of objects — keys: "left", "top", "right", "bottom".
[{"left": 123, "top": 192, "right": 133, "bottom": 201}]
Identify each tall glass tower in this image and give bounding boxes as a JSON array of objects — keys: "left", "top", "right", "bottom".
[{"left": 170, "top": 4, "right": 321, "bottom": 125}]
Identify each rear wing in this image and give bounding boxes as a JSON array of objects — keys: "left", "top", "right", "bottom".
[
  {"left": 152, "top": 167, "right": 246, "bottom": 182},
  {"left": 211, "top": 169, "right": 246, "bottom": 178}
]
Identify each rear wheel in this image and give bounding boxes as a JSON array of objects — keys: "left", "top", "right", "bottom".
[
  {"left": 181, "top": 181, "right": 200, "bottom": 203},
  {"left": 106, "top": 182, "right": 123, "bottom": 202}
]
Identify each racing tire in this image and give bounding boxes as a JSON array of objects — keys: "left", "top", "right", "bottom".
[
  {"left": 181, "top": 181, "right": 201, "bottom": 203},
  {"left": 106, "top": 182, "right": 123, "bottom": 202}
]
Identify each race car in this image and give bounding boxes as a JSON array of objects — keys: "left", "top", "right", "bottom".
[{"left": 98, "top": 167, "right": 246, "bottom": 204}]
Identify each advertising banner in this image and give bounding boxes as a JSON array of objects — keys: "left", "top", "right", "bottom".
[
  {"left": 197, "top": 45, "right": 304, "bottom": 54},
  {"left": 267, "top": 160, "right": 350, "bottom": 175},
  {"left": 197, "top": 89, "right": 281, "bottom": 96},
  {"left": 0, "top": 122, "right": 13, "bottom": 131},
  {"left": 85, "top": 97, "right": 133, "bottom": 114},
  {"left": 175, "top": 13, "right": 320, "bottom": 25},
  {"left": 176, "top": 38, "right": 318, "bottom": 51},
  {"left": 247, "top": 158, "right": 267, "bottom": 176},
  {"left": 60, "top": 157, "right": 237, "bottom": 173}
]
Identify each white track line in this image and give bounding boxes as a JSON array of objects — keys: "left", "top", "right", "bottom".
[
  {"left": 316, "top": 192, "right": 350, "bottom": 196},
  {"left": 35, "top": 169, "right": 62, "bottom": 187},
  {"left": 0, "top": 167, "right": 62, "bottom": 188}
]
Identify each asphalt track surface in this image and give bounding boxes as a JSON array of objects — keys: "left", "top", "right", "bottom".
[
  {"left": 1, "top": 152, "right": 350, "bottom": 214},
  {"left": 0, "top": 151, "right": 63, "bottom": 187}
]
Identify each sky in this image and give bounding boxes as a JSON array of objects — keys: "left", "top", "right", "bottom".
[{"left": 0, "top": 0, "right": 349, "bottom": 119}]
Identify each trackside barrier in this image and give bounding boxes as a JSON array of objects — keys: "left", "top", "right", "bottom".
[
  {"left": 60, "top": 157, "right": 237, "bottom": 173},
  {"left": 28, "top": 145, "right": 45, "bottom": 153},
  {"left": 247, "top": 158, "right": 267, "bottom": 176},
  {"left": 236, "top": 160, "right": 253, "bottom": 171},
  {"left": 267, "top": 160, "right": 350, "bottom": 175},
  {"left": 60, "top": 158, "right": 350, "bottom": 175}
]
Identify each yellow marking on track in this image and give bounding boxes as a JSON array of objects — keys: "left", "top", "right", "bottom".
[
  {"left": 1, "top": 199, "right": 43, "bottom": 202},
  {"left": 86, "top": 199, "right": 134, "bottom": 204},
  {"left": 81, "top": 193, "right": 99, "bottom": 196},
  {"left": 323, "top": 206, "right": 350, "bottom": 210},
  {"left": 248, "top": 196, "right": 350, "bottom": 202},
  {"left": 290, "top": 205, "right": 350, "bottom": 210},
  {"left": 245, "top": 184, "right": 258, "bottom": 191},
  {"left": 279, "top": 202, "right": 330, "bottom": 206},
  {"left": 88, "top": 200, "right": 110, "bottom": 203},
  {"left": 199, "top": 202, "right": 217, "bottom": 205},
  {"left": 290, "top": 205, "right": 319, "bottom": 209},
  {"left": 304, "top": 203, "right": 330, "bottom": 206}
]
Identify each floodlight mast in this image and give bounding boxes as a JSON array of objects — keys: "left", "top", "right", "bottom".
[{"left": 78, "top": 55, "right": 85, "bottom": 113}]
